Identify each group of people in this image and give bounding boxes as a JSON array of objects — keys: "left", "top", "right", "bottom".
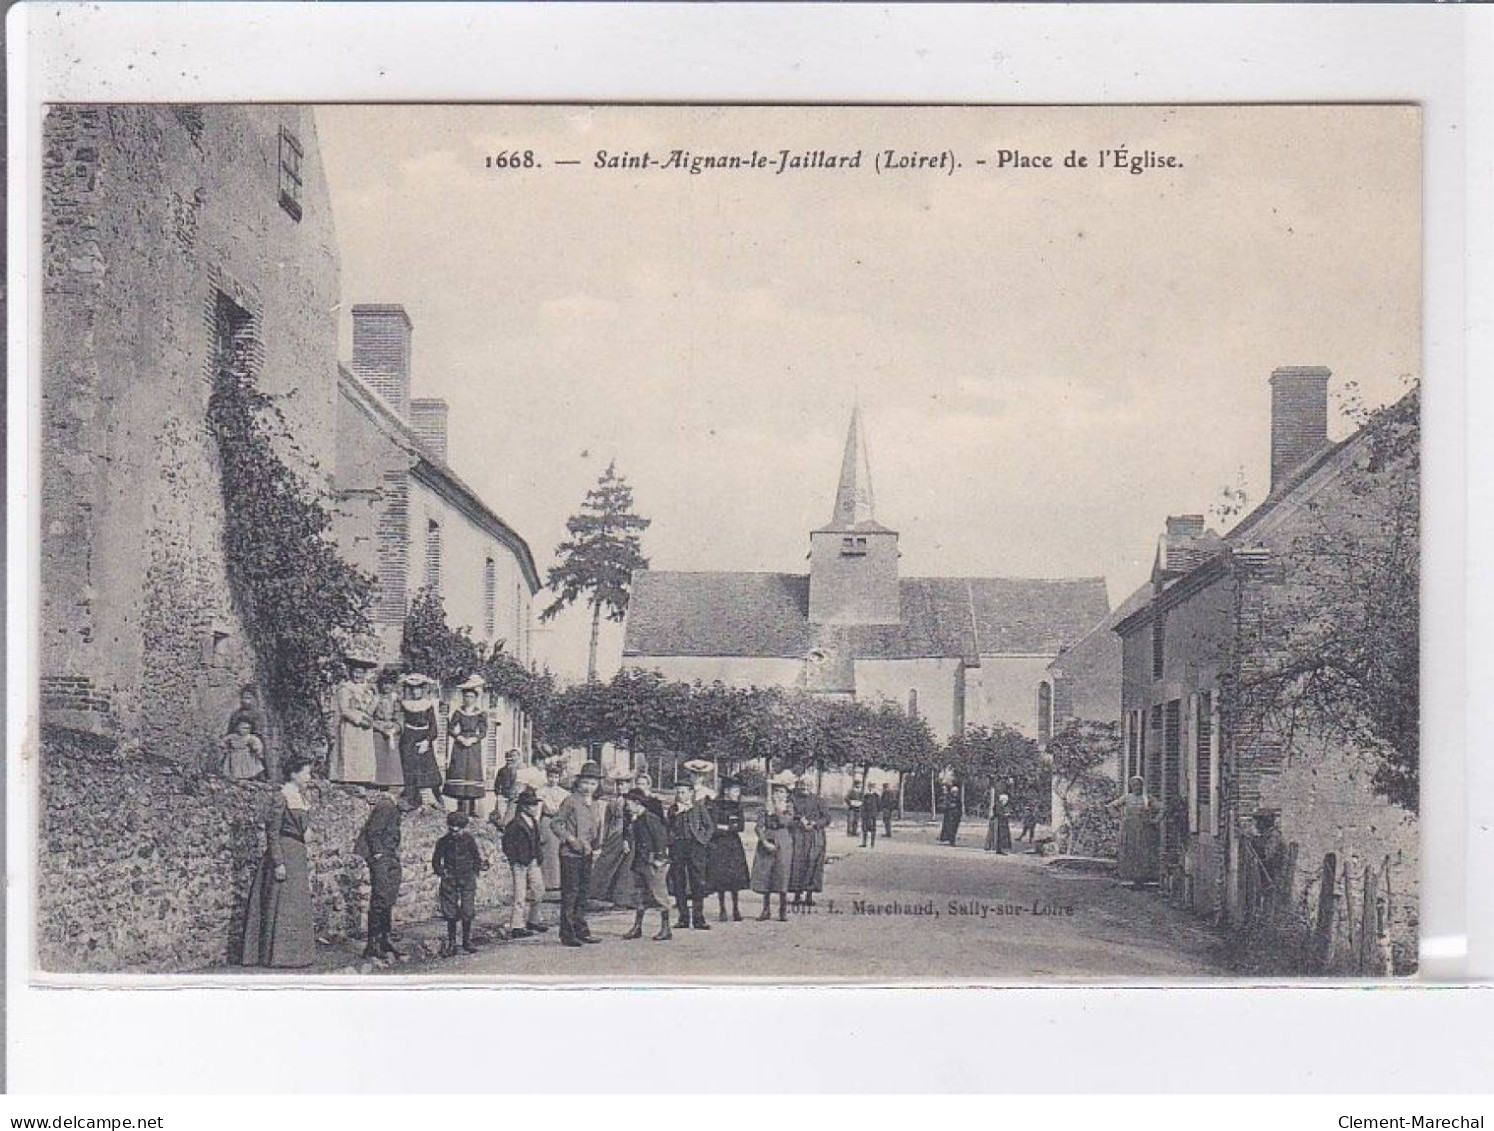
[
  {"left": 237, "top": 742, "right": 843, "bottom": 968},
  {"left": 936, "top": 781, "right": 1040, "bottom": 853},
  {"left": 844, "top": 780, "right": 897, "bottom": 847}
]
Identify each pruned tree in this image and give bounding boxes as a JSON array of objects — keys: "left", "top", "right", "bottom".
[
  {"left": 540, "top": 461, "right": 651, "bottom": 682},
  {"left": 1048, "top": 719, "right": 1122, "bottom": 856}
]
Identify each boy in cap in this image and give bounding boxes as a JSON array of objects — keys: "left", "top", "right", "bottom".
[
  {"left": 620, "top": 787, "right": 673, "bottom": 942},
  {"left": 667, "top": 779, "right": 715, "bottom": 930},
  {"left": 551, "top": 760, "right": 606, "bottom": 947},
  {"left": 432, "top": 811, "right": 488, "bottom": 956},
  {"left": 501, "top": 787, "right": 550, "bottom": 939}
]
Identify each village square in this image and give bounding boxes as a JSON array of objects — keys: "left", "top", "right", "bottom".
[{"left": 36, "top": 104, "right": 1420, "bottom": 981}]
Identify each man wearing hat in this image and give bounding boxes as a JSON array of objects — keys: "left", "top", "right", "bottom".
[
  {"left": 500, "top": 787, "right": 550, "bottom": 939},
  {"left": 550, "top": 760, "right": 606, "bottom": 947},
  {"left": 620, "top": 787, "right": 673, "bottom": 942},
  {"left": 444, "top": 674, "right": 489, "bottom": 816},
  {"left": 667, "top": 779, "right": 716, "bottom": 930}
]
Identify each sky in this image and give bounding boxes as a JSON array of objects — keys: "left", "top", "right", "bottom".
[{"left": 314, "top": 104, "right": 1420, "bottom": 683}]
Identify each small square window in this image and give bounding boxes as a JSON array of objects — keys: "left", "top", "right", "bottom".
[
  {"left": 840, "top": 536, "right": 868, "bottom": 557},
  {"left": 278, "top": 126, "right": 303, "bottom": 222}
]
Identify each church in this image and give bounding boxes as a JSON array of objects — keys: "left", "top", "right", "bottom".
[{"left": 622, "top": 409, "right": 1110, "bottom": 744}]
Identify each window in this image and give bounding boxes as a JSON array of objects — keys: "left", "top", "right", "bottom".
[
  {"left": 1037, "top": 682, "right": 1053, "bottom": 745},
  {"left": 1146, "top": 704, "right": 1164, "bottom": 799},
  {"left": 1195, "top": 691, "right": 1214, "bottom": 832},
  {"left": 425, "top": 520, "right": 441, "bottom": 591},
  {"left": 483, "top": 558, "right": 496, "bottom": 638},
  {"left": 840, "top": 536, "right": 868, "bottom": 557},
  {"left": 908, "top": 689, "right": 919, "bottom": 718},
  {"left": 1164, "top": 699, "right": 1182, "bottom": 806},
  {"left": 1126, "top": 712, "right": 1140, "bottom": 781},
  {"left": 278, "top": 126, "right": 303, "bottom": 221},
  {"left": 1151, "top": 613, "right": 1166, "bottom": 681}
]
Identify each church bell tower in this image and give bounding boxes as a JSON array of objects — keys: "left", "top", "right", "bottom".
[{"left": 808, "top": 406, "right": 901, "bottom": 625}]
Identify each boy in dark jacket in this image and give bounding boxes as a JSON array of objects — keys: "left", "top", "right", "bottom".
[
  {"left": 620, "top": 788, "right": 673, "bottom": 942},
  {"left": 501, "top": 788, "right": 550, "bottom": 938},
  {"left": 433, "top": 811, "right": 487, "bottom": 956},
  {"left": 667, "top": 781, "right": 715, "bottom": 930}
]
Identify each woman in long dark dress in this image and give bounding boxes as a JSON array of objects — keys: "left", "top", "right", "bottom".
[
  {"left": 985, "top": 792, "right": 1013, "bottom": 854},
  {"left": 240, "top": 756, "right": 317, "bottom": 968},
  {"left": 707, "top": 778, "right": 751, "bottom": 921},
  {"left": 938, "top": 782, "right": 964, "bottom": 845},
  {"left": 589, "top": 772, "right": 635, "bottom": 906},
  {"left": 443, "top": 677, "right": 488, "bottom": 815},
  {"left": 751, "top": 784, "right": 794, "bottom": 922},
  {"left": 397, "top": 674, "right": 442, "bottom": 809}
]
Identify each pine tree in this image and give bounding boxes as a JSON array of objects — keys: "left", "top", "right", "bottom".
[{"left": 541, "top": 461, "right": 651, "bottom": 682}]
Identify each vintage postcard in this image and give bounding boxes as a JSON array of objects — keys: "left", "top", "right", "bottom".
[{"left": 35, "top": 102, "right": 1420, "bottom": 982}]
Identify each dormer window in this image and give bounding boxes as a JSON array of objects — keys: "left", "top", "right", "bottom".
[{"left": 841, "top": 536, "right": 868, "bottom": 557}]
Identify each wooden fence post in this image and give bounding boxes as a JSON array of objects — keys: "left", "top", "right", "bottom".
[{"left": 1312, "top": 852, "right": 1337, "bottom": 972}]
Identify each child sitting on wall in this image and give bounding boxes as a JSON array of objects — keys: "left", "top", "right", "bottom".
[{"left": 217, "top": 718, "right": 266, "bottom": 781}]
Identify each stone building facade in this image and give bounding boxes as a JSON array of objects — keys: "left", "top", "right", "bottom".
[
  {"left": 623, "top": 407, "right": 1110, "bottom": 747},
  {"left": 41, "top": 104, "right": 342, "bottom": 765},
  {"left": 1113, "top": 368, "right": 1418, "bottom": 961},
  {"left": 333, "top": 304, "right": 542, "bottom": 771}
]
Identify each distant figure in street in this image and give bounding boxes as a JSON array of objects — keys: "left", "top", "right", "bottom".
[
  {"left": 1019, "top": 801, "right": 1039, "bottom": 844},
  {"left": 707, "top": 777, "right": 751, "bottom": 922},
  {"left": 985, "top": 792, "right": 1013, "bottom": 854},
  {"left": 668, "top": 780, "right": 715, "bottom": 930},
  {"left": 490, "top": 749, "right": 519, "bottom": 827},
  {"left": 845, "top": 779, "right": 864, "bottom": 837},
  {"left": 552, "top": 760, "right": 605, "bottom": 947},
  {"left": 881, "top": 784, "right": 896, "bottom": 838},
  {"left": 619, "top": 787, "right": 673, "bottom": 942},
  {"left": 500, "top": 787, "right": 550, "bottom": 939},
  {"left": 789, "top": 777, "right": 830, "bottom": 907},
  {"left": 444, "top": 675, "right": 488, "bottom": 816},
  {"left": 397, "top": 674, "right": 443, "bottom": 809},
  {"left": 240, "top": 755, "right": 316, "bottom": 969},
  {"left": 938, "top": 782, "right": 963, "bottom": 846},
  {"left": 751, "top": 781, "right": 794, "bottom": 922},
  {"left": 330, "top": 657, "right": 379, "bottom": 785},
  {"left": 217, "top": 718, "right": 265, "bottom": 781},
  {"left": 1110, "top": 776, "right": 1159, "bottom": 888},
  {"left": 861, "top": 783, "right": 880, "bottom": 848},
  {"left": 355, "top": 788, "right": 403, "bottom": 959},
  {"left": 369, "top": 671, "right": 404, "bottom": 789},
  {"left": 433, "top": 811, "right": 487, "bottom": 956},
  {"left": 536, "top": 761, "right": 570, "bottom": 893}
]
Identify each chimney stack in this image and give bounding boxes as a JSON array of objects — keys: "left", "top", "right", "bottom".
[
  {"left": 410, "top": 398, "right": 450, "bottom": 465},
  {"left": 351, "top": 304, "right": 413, "bottom": 417},
  {"left": 1269, "top": 366, "right": 1331, "bottom": 493},
  {"left": 1161, "top": 515, "right": 1211, "bottom": 572}
]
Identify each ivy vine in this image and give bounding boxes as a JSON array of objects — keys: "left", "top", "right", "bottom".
[{"left": 208, "top": 367, "right": 376, "bottom": 760}]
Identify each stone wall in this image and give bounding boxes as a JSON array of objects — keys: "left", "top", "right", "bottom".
[
  {"left": 41, "top": 104, "right": 342, "bottom": 763},
  {"left": 37, "top": 730, "right": 513, "bottom": 974}
]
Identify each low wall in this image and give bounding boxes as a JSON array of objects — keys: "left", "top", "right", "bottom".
[{"left": 37, "top": 729, "right": 512, "bottom": 973}]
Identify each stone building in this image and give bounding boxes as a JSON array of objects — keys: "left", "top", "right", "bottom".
[
  {"left": 41, "top": 104, "right": 342, "bottom": 764},
  {"left": 1112, "top": 367, "right": 1418, "bottom": 959},
  {"left": 623, "top": 407, "right": 1110, "bottom": 747},
  {"left": 332, "top": 303, "right": 542, "bottom": 769}
]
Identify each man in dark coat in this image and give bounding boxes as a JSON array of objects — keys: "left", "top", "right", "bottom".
[
  {"left": 938, "top": 782, "right": 963, "bottom": 845},
  {"left": 845, "top": 780, "right": 864, "bottom": 837},
  {"left": 861, "top": 783, "right": 881, "bottom": 848},
  {"left": 501, "top": 787, "right": 550, "bottom": 938},
  {"left": 354, "top": 788, "right": 403, "bottom": 959},
  {"left": 881, "top": 784, "right": 897, "bottom": 838},
  {"left": 667, "top": 781, "right": 715, "bottom": 930}
]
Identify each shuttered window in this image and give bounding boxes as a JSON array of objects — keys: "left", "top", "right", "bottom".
[
  {"left": 1196, "top": 691, "right": 1213, "bottom": 832},
  {"left": 1152, "top": 614, "right": 1166, "bottom": 681},
  {"left": 1164, "top": 700, "right": 1181, "bottom": 804},
  {"left": 1147, "top": 704, "right": 1163, "bottom": 798},
  {"left": 425, "top": 520, "right": 442, "bottom": 592},
  {"left": 483, "top": 558, "right": 497, "bottom": 637}
]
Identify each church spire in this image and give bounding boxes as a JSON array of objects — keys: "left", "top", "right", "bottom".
[{"left": 830, "top": 404, "right": 876, "bottom": 528}]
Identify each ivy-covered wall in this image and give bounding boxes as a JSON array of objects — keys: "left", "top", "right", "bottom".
[
  {"left": 41, "top": 104, "right": 343, "bottom": 764},
  {"left": 37, "top": 731, "right": 513, "bottom": 974}
]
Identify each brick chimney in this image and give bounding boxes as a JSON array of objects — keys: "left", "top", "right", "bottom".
[
  {"left": 351, "top": 304, "right": 413, "bottom": 417},
  {"left": 1269, "top": 366, "right": 1331, "bottom": 493},
  {"left": 409, "top": 398, "right": 449, "bottom": 465}
]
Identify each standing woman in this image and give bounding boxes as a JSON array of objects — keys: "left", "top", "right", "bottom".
[
  {"left": 397, "top": 674, "right": 443, "bottom": 809},
  {"left": 240, "top": 755, "right": 317, "bottom": 968},
  {"left": 1109, "top": 776, "right": 1159, "bottom": 888},
  {"left": 589, "top": 771, "right": 635, "bottom": 906},
  {"left": 369, "top": 671, "right": 404, "bottom": 791},
  {"left": 750, "top": 781, "right": 794, "bottom": 922},
  {"left": 444, "top": 675, "right": 488, "bottom": 816},
  {"left": 938, "top": 781, "right": 964, "bottom": 846},
  {"left": 788, "top": 777, "right": 830, "bottom": 908},
  {"left": 330, "top": 658, "right": 379, "bottom": 785},
  {"left": 536, "top": 761, "right": 570, "bottom": 894},
  {"left": 985, "top": 792, "right": 1013, "bottom": 855},
  {"left": 707, "top": 777, "right": 751, "bottom": 922}
]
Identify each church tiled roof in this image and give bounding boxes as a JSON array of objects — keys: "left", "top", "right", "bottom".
[{"left": 622, "top": 570, "right": 1109, "bottom": 662}]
